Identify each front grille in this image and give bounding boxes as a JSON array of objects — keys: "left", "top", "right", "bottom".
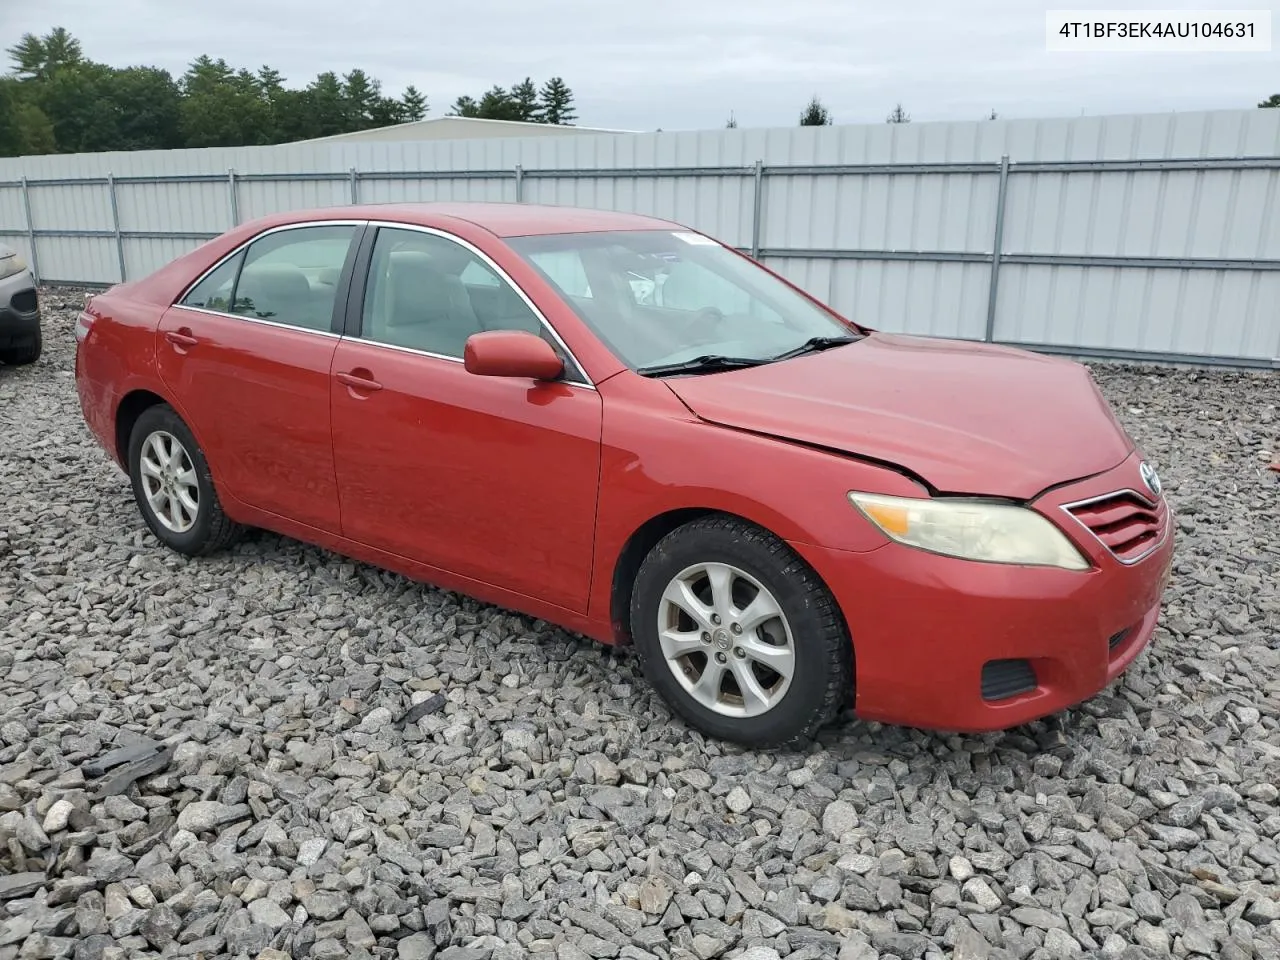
[
  {"left": 1108, "top": 628, "right": 1130, "bottom": 651},
  {"left": 10, "top": 289, "right": 37, "bottom": 314},
  {"left": 981, "top": 659, "right": 1038, "bottom": 701},
  {"left": 1066, "top": 491, "right": 1163, "bottom": 563}
]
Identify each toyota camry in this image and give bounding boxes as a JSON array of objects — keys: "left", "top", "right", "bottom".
[{"left": 74, "top": 202, "right": 1174, "bottom": 746}]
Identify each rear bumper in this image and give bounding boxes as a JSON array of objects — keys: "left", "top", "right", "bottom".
[
  {"left": 0, "top": 271, "right": 39, "bottom": 346},
  {"left": 791, "top": 452, "right": 1174, "bottom": 732}
]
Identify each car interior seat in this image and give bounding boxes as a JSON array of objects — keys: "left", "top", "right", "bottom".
[
  {"left": 380, "top": 250, "right": 484, "bottom": 356},
  {"left": 234, "top": 263, "right": 320, "bottom": 328}
]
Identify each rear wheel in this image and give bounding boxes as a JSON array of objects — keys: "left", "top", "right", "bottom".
[
  {"left": 0, "top": 328, "right": 41, "bottom": 365},
  {"left": 630, "top": 515, "right": 853, "bottom": 748},
  {"left": 127, "top": 404, "right": 244, "bottom": 556}
]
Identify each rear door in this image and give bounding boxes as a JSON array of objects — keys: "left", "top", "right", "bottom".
[{"left": 157, "top": 222, "right": 364, "bottom": 533}]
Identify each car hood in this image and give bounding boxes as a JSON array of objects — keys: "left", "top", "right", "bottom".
[{"left": 662, "top": 332, "right": 1134, "bottom": 499}]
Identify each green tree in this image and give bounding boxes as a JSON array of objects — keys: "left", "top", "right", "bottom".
[
  {"left": 401, "top": 85, "right": 428, "bottom": 121},
  {"left": 538, "top": 77, "right": 576, "bottom": 124},
  {"left": 255, "top": 66, "right": 290, "bottom": 139},
  {"left": 366, "top": 97, "right": 404, "bottom": 128},
  {"left": 476, "top": 85, "right": 522, "bottom": 120},
  {"left": 0, "top": 79, "right": 56, "bottom": 155},
  {"left": 303, "top": 71, "right": 349, "bottom": 137},
  {"left": 38, "top": 62, "right": 121, "bottom": 152},
  {"left": 450, "top": 94, "right": 480, "bottom": 117},
  {"left": 0, "top": 81, "right": 22, "bottom": 156},
  {"left": 179, "top": 56, "right": 273, "bottom": 147},
  {"left": 6, "top": 27, "right": 83, "bottom": 81},
  {"left": 799, "top": 95, "right": 831, "bottom": 126},
  {"left": 343, "top": 69, "right": 382, "bottom": 129},
  {"left": 511, "top": 77, "right": 540, "bottom": 121},
  {"left": 269, "top": 87, "right": 317, "bottom": 141},
  {"left": 1261, "top": 94, "right": 1280, "bottom": 107},
  {"left": 886, "top": 103, "right": 910, "bottom": 123},
  {"left": 2, "top": 28, "right": 573, "bottom": 151},
  {"left": 8, "top": 90, "right": 55, "bottom": 156},
  {"left": 109, "top": 66, "right": 183, "bottom": 150},
  {"left": 257, "top": 66, "right": 285, "bottom": 94},
  {"left": 17, "top": 103, "right": 56, "bottom": 154}
]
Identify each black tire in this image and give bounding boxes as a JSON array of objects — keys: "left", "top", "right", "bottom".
[
  {"left": 127, "top": 404, "right": 244, "bottom": 556},
  {"left": 630, "top": 514, "right": 853, "bottom": 748},
  {"left": 0, "top": 328, "right": 41, "bottom": 365}
]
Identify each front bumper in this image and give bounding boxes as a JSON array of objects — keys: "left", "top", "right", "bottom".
[
  {"left": 0, "top": 269, "right": 40, "bottom": 347},
  {"left": 792, "top": 451, "right": 1174, "bottom": 732}
]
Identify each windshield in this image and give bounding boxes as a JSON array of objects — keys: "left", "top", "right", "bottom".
[{"left": 507, "top": 229, "right": 859, "bottom": 372}]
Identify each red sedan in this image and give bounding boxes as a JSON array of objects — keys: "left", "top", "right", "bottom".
[{"left": 74, "top": 203, "right": 1174, "bottom": 746}]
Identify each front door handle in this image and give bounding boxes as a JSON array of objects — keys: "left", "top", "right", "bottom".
[
  {"left": 336, "top": 370, "right": 383, "bottom": 393},
  {"left": 164, "top": 329, "right": 198, "bottom": 349}
]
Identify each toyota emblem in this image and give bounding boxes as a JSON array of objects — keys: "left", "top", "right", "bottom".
[{"left": 1139, "top": 461, "right": 1162, "bottom": 498}]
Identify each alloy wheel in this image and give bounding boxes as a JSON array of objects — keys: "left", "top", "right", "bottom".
[
  {"left": 138, "top": 430, "right": 200, "bottom": 534},
  {"left": 655, "top": 561, "right": 796, "bottom": 718}
]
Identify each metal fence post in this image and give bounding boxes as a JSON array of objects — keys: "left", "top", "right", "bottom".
[
  {"left": 349, "top": 167, "right": 358, "bottom": 204},
  {"left": 227, "top": 168, "right": 240, "bottom": 226},
  {"left": 107, "top": 173, "right": 127, "bottom": 282},
  {"left": 983, "top": 154, "right": 1011, "bottom": 342},
  {"left": 19, "top": 176, "right": 40, "bottom": 284},
  {"left": 751, "top": 160, "right": 764, "bottom": 258},
  {"left": 515, "top": 164, "right": 524, "bottom": 203}
]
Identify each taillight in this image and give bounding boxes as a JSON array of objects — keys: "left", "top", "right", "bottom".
[{"left": 74, "top": 312, "right": 94, "bottom": 343}]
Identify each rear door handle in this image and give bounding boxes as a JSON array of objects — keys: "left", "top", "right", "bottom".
[
  {"left": 336, "top": 370, "right": 383, "bottom": 393},
  {"left": 164, "top": 330, "right": 198, "bottom": 349}
]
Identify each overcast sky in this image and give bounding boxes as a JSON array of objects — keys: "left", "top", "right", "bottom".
[{"left": 3, "top": 1, "right": 1278, "bottom": 130}]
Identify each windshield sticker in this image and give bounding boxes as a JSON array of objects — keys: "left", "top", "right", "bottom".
[{"left": 672, "top": 231, "right": 718, "bottom": 246}]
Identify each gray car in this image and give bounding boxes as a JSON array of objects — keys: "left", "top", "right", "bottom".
[{"left": 0, "top": 242, "right": 41, "bottom": 365}]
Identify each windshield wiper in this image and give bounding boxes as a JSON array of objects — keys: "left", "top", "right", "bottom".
[
  {"left": 770, "top": 334, "right": 861, "bottom": 361},
  {"left": 636, "top": 354, "right": 772, "bottom": 378}
]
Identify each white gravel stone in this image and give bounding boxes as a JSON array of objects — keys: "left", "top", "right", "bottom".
[
  {"left": 174, "top": 800, "right": 236, "bottom": 833},
  {"left": 725, "top": 786, "right": 752, "bottom": 813},
  {"left": 821, "top": 799, "right": 858, "bottom": 837},
  {"left": 247, "top": 898, "right": 291, "bottom": 930},
  {"left": 296, "top": 837, "right": 328, "bottom": 865},
  {"left": 41, "top": 799, "right": 73, "bottom": 833},
  {"left": 962, "top": 877, "right": 1003, "bottom": 910}
]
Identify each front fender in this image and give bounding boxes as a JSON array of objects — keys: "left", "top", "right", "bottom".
[{"left": 588, "top": 381, "right": 928, "bottom": 627}]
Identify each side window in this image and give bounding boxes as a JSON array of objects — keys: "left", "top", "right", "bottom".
[
  {"left": 179, "top": 251, "right": 242, "bottom": 312},
  {"left": 231, "top": 225, "right": 357, "bottom": 332},
  {"left": 362, "top": 227, "right": 545, "bottom": 359}
]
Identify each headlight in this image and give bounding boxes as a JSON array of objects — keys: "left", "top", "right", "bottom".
[
  {"left": 0, "top": 255, "right": 27, "bottom": 280},
  {"left": 848, "top": 491, "right": 1090, "bottom": 570}
]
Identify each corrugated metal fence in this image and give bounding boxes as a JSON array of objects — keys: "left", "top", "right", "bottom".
[{"left": 2, "top": 108, "right": 1278, "bottom": 367}]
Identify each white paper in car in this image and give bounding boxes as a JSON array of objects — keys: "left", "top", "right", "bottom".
[{"left": 672, "top": 232, "right": 717, "bottom": 245}]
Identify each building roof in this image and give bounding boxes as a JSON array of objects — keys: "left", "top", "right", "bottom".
[{"left": 296, "top": 115, "right": 637, "bottom": 144}]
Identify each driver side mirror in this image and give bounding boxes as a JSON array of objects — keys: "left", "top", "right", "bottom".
[{"left": 463, "top": 330, "right": 565, "bottom": 381}]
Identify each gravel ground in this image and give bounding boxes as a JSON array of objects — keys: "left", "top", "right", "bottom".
[{"left": 2, "top": 286, "right": 1279, "bottom": 960}]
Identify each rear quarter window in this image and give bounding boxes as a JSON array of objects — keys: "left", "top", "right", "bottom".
[{"left": 179, "top": 252, "right": 243, "bottom": 312}]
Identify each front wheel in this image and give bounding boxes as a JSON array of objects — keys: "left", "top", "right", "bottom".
[
  {"left": 630, "top": 515, "right": 853, "bottom": 748},
  {"left": 127, "top": 404, "right": 244, "bottom": 556}
]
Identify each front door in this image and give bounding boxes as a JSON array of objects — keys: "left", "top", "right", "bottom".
[
  {"left": 329, "top": 225, "right": 603, "bottom": 612},
  {"left": 156, "top": 222, "right": 362, "bottom": 532}
]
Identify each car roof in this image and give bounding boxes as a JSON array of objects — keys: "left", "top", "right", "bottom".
[{"left": 252, "top": 202, "right": 682, "bottom": 238}]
